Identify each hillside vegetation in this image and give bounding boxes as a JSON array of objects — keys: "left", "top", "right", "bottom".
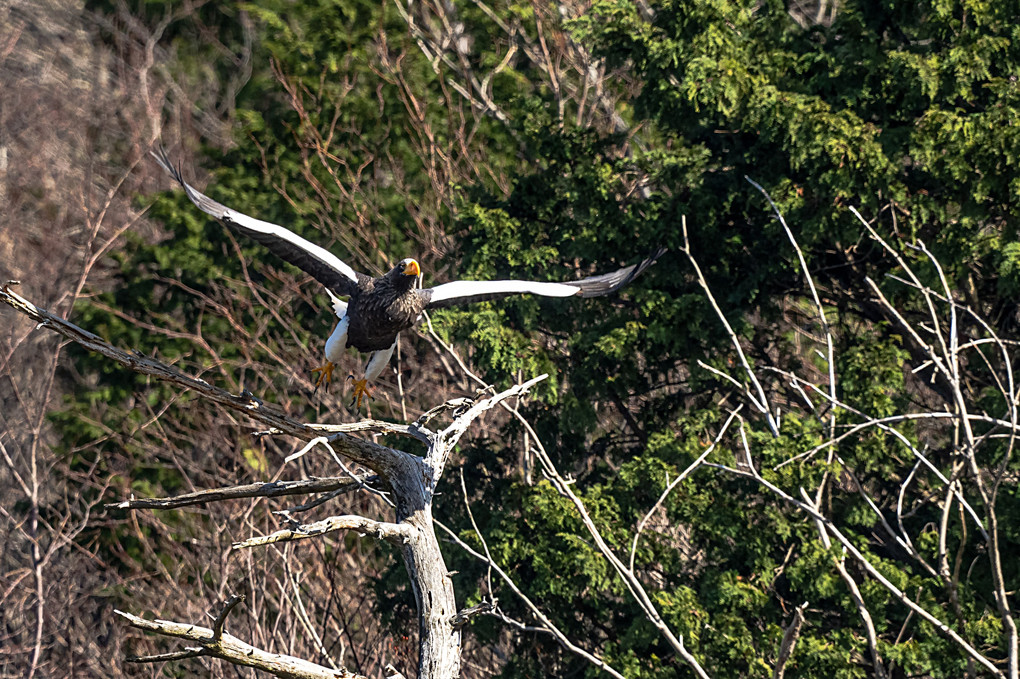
[{"left": 2, "top": 0, "right": 1019, "bottom": 677}]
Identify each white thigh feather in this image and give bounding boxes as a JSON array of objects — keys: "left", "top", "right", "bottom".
[{"left": 363, "top": 340, "right": 397, "bottom": 382}]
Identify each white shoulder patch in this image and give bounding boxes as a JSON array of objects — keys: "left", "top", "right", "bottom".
[{"left": 325, "top": 288, "right": 349, "bottom": 317}]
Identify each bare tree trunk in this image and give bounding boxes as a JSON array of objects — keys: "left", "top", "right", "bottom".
[
  {"left": 387, "top": 453, "right": 461, "bottom": 678},
  {"left": 400, "top": 502, "right": 461, "bottom": 678}
]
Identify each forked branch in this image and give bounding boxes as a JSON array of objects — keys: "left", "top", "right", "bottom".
[{"left": 117, "top": 597, "right": 365, "bottom": 679}]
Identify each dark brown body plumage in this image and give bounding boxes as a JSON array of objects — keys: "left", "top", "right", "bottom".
[{"left": 344, "top": 267, "right": 429, "bottom": 351}]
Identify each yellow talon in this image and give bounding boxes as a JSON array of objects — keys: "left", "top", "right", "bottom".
[
  {"left": 349, "top": 377, "right": 373, "bottom": 409},
  {"left": 311, "top": 361, "right": 336, "bottom": 393}
]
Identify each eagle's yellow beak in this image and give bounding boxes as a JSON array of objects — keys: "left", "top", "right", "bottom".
[{"left": 403, "top": 259, "right": 421, "bottom": 277}]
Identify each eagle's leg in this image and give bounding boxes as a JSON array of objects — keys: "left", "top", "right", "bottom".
[
  {"left": 313, "top": 312, "right": 349, "bottom": 393},
  {"left": 350, "top": 339, "right": 396, "bottom": 409}
]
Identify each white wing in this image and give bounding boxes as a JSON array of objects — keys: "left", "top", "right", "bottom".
[
  {"left": 427, "top": 279, "right": 580, "bottom": 306},
  {"left": 153, "top": 148, "right": 361, "bottom": 294},
  {"left": 425, "top": 249, "right": 666, "bottom": 309}
]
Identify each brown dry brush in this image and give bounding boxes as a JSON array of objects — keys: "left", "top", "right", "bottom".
[{"left": 0, "top": 2, "right": 244, "bottom": 677}]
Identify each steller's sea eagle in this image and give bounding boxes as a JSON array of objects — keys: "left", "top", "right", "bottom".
[{"left": 153, "top": 148, "right": 663, "bottom": 408}]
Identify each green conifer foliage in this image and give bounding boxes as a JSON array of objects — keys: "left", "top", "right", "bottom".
[{"left": 443, "top": 1, "right": 1020, "bottom": 676}]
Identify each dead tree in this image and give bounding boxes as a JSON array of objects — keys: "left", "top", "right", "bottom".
[{"left": 0, "top": 280, "right": 544, "bottom": 679}]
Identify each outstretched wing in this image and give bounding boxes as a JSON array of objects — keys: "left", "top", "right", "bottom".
[
  {"left": 423, "top": 248, "right": 666, "bottom": 309},
  {"left": 152, "top": 147, "right": 364, "bottom": 297}
]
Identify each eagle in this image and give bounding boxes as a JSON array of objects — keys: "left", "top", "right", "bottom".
[{"left": 152, "top": 149, "right": 663, "bottom": 407}]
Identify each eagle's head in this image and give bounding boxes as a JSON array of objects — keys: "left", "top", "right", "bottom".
[
  {"left": 386, "top": 258, "right": 421, "bottom": 290},
  {"left": 398, "top": 258, "right": 421, "bottom": 277}
]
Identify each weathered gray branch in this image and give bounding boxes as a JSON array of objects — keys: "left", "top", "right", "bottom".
[
  {"left": 798, "top": 488, "right": 887, "bottom": 679},
  {"left": 430, "top": 374, "right": 547, "bottom": 479},
  {"left": 106, "top": 476, "right": 373, "bottom": 510},
  {"left": 212, "top": 594, "right": 244, "bottom": 639},
  {"left": 254, "top": 419, "right": 429, "bottom": 444},
  {"left": 451, "top": 600, "right": 496, "bottom": 627},
  {"left": 773, "top": 602, "right": 808, "bottom": 679},
  {"left": 435, "top": 520, "right": 628, "bottom": 679},
  {"left": 510, "top": 408, "right": 711, "bottom": 679},
  {"left": 384, "top": 664, "right": 408, "bottom": 679},
  {"left": 127, "top": 647, "right": 205, "bottom": 662},
  {"left": 234, "top": 514, "right": 413, "bottom": 549},
  {"left": 116, "top": 606, "right": 364, "bottom": 679}
]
